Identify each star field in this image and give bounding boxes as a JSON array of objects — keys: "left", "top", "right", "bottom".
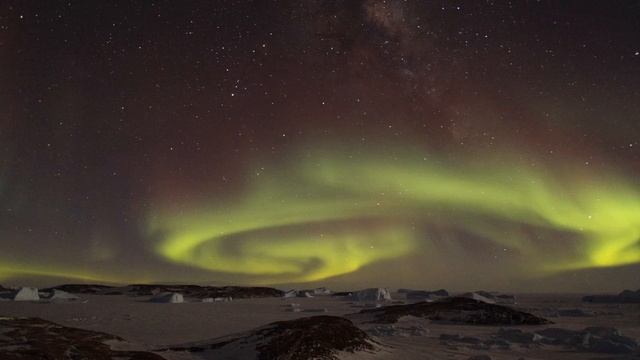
[{"left": 1, "top": 1, "right": 639, "bottom": 291}]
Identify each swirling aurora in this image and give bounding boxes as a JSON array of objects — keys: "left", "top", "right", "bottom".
[{"left": 148, "top": 147, "right": 640, "bottom": 283}]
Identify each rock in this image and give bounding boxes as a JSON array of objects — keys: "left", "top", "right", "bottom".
[
  {"left": 359, "top": 297, "right": 550, "bottom": 325},
  {"left": 161, "top": 316, "right": 377, "bottom": 359},
  {"left": 0, "top": 317, "right": 165, "bottom": 359},
  {"left": 13, "top": 287, "right": 40, "bottom": 301}
]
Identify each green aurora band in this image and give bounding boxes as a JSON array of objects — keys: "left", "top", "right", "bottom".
[{"left": 149, "top": 147, "right": 640, "bottom": 283}]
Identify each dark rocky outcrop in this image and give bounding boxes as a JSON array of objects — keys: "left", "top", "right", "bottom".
[
  {"left": 583, "top": 289, "right": 640, "bottom": 303},
  {"left": 0, "top": 317, "right": 165, "bottom": 360},
  {"left": 43, "top": 284, "right": 284, "bottom": 299},
  {"left": 162, "top": 316, "right": 377, "bottom": 360},
  {"left": 358, "top": 297, "right": 550, "bottom": 325},
  {"left": 404, "top": 289, "right": 449, "bottom": 300},
  {"left": 535, "top": 326, "right": 638, "bottom": 354},
  {"left": 487, "top": 326, "right": 639, "bottom": 355},
  {"left": 126, "top": 284, "right": 283, "bottom": 299},
  {"left": 43, "top": 284, "right": 117, "bottom": 294}
]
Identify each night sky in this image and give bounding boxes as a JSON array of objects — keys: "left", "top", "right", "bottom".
[{"left": 1, "top": 1, "right": 640, "bottom": 291}]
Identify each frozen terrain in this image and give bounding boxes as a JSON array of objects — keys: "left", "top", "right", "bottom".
[{"left": 0, "top": 285, "right": 639, "bottom": 359}]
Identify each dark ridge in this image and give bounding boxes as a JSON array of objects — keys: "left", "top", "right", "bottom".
[
  {"left": 583, "top": 289, "right": 640, "bottom": 303},
  {"left": 0, "top": 317, "right": 165, "bottom": 360},
  {"left": 43, "top": 284, "right": 117, "bottom": 294},
  {"left": 359, "top": 297, "right": 550, "bottom": 325},
  {"left": 162, "top": 315, "right": 377, "bottom": 360},
  {"left": 399, "top": 288, "right": 449, "bottom": 297},
  {"left": 126, "top": 284, "right": 284, "bottom": 298},
  {"left": 331, "top": 291, "right": 353, "bottom": 297},
  {"left": 44, "top": 284, "right": 284, "bottom": 298}
]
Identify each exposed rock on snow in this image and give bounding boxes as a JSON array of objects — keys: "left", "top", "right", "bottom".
[
  {"left": 161, "top": 316, "right": 377, "bottom": 360},
  {"left": 0, "top": 317, "right": 165, "bottom": 359},
  {"left": 358, "top": 297, "right": 550, "bottom": 325},
  {"left": 350, "top": 288, "right": 392, "bottom": 302},
  {"left": 583, "top": 289, "right": 640, "bottom": 303},
  {"left": 150, "top": 292, "right": 184, "bottom": 303},
  {"left": 13, "top": 287, "right": 40, "bottom": 301}
]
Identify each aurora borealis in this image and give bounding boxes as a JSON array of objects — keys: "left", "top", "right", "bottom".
[{"left": 1, "top": 1, "right": 639, "bottom": 291}]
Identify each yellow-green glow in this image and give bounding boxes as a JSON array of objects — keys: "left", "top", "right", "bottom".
[
  {"left": 150, "top": 147, "right": 640, "bottom": 283},
  {"left": 0, "top": 263, "right": 138, "bottom": 284}
]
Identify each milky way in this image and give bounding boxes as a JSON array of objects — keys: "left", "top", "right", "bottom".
[{"left": 1, "top": 1, "right": 639, "bottom": 290}]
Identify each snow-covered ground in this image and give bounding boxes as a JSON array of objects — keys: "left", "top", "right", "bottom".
[{"left": 1, "top": 290, "right": 639, "bottom": 359}]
